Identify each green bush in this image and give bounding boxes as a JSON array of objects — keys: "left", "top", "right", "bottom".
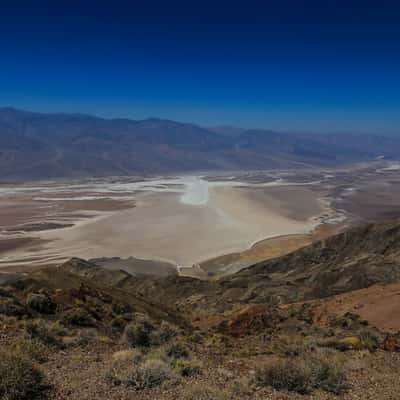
[{"left": 0, "top": 350, "right": 45, "bottom": 400}]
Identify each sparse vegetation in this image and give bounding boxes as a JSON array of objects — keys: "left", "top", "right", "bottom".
[
  {"left": 61, "top": 307, "right": 96, "bottom": 327},
  {"left": 73, "top": 329, "right": 98, "bottom": 347},
  {"left": 164, "top": 341, "right": 190, "bottom": 360},
  {"left": 271, "top": 335, "right": 312, "bottom": 357},
  {"left": 149, "top": 321, "right": 178, "bottom": 345},
  {"left": 182, "top": 384, "right": 229, "bottom": 400},
  {"left": 0, "top": 350, "right": 46, "bottom": 400},
  {"left": 255, "top": 358, "right": 312, "bottom": 394},
  {"left": 26, "top": 293, "right": 56, "bottom": 314},
  {"left": 309, "top": 354, "right": 349, "bottom": 394},
  {"left": 25, "top": 320, "right": 61, "bottom": 348},
  {"left": 10, "top": 338, "right": 50, "bottom": 363},
  {"left": 106, "top": 358, "right": 175, "bottom": 390},
  {"left": 1, "top": 221, "right": 400, "bottom": 400},
  {"left": 172, "top": 358, "right": 201, "bottom": 377},
  {"left": 110, "top": 315, "right": 127, "bottom": 333},
  {"left": 255, "top": 352, "right": 349, "bottom": 394},
  {"left": 123, "top": 314, "right": 154, "bottom": 347},
  {"left": 112, "top": 349, "right": 143, "bottom": 364},
  {"left": 322, "top": 335, "right": 361, "bottom": 351},
  {"left": 0, "top": 298, "right": 27, "bottom": 317},
  {"left": 127, "top": 359, "right": 175, "bottom": 389}
]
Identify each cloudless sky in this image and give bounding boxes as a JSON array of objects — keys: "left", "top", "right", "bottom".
[{"left": 1, "top": 0, "right": 400, "bottom": 133}]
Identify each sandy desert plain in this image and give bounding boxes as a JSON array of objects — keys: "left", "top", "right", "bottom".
[{"left": 1, "top": 160, "right": 400, "bottom": 279}]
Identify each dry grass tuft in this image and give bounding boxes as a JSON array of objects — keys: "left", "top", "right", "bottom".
[{"left": 0, "top": 350, "right": 46, "bottom": 400}]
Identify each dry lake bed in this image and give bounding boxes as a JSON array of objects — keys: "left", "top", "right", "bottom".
[{"left": 1, "top": 161, "right": 400, "bottom": 276}]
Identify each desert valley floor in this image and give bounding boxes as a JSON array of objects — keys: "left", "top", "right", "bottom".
[{"left": 1, "top": 160, "right": 400, "bottom": 277}]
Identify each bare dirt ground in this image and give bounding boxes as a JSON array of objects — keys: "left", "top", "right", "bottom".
[{"left": 313, "top": 282, "right": 400, "bottom": 333}]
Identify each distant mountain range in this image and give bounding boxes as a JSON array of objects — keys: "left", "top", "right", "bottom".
[{"left": 1, "top": 107, "right": 400, "bottom": 180}]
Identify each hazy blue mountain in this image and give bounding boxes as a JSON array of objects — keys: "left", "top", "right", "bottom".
[{"left": 0, "top": 107, "right": 399, "bottom": 180}]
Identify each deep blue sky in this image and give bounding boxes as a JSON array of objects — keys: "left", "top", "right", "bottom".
[{"left": 1, "top": 0, "right": 400, "bottom": 133}]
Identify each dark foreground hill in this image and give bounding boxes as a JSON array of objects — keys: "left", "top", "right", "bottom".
[
  {"left": 1, "top": 220, "right": 400, "bottom": 399},
  {"left": 1, "top": 107, "right": 400, "bottom": 179}
]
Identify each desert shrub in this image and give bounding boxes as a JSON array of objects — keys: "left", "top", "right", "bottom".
[
  {"left": 149, "top": 321, "right": 178, "bottom": 345},
  {"left": 164, "top": 341, "right": 190, "bottom": 360},
  {"left": 255, "top": 354, "right": 348, "bottom": 395},
  {"left": 73, "top": 329, "right": 98, "bottom": 347},
  {"left": 103, "top": 369, "right": 121, "bottom": 386},
  {"left": 322, "top": 335, "right": 370, "bottom": 351},
  {"left": 111, "top": 315, "right": 127, "bottom": 333},
  {"left": 255, "top": 359, "right": 312, "bottom": 394},
  {"left": 172, "top": 359, "right": 201, "bottom": 377},
  {"left": 107, "top": 359, "right": 175, "bottom": 390},
  {"left": 112, "top": 349, "right": 143, "bottom": 364},
  {"left": 10, "top": 338, "right": 50, "bottom": 363},
  {"left": 127, "top": 359, "right": 175, "bottom": 389},
  {"left": 272, "top": 336, "right": 310, "bottom": 357},
  {"left": 182, "top": 384, "right": 229, "bottom": 400},
  {"left": 0, "top": 350, "right": 45, "bottom": 400},
  {"left": 26, "top": 293, "right": 56, "bottom": 314},
  {"left": 0, "top": 298, "right": 27, "bottom": 317},
  {"left": 112, "top": 302, "right": 132, "bottom": 315},
  {"left": 322, "top": 330, "right": 381, "bottom": 352},
  {"left": 188, "top": 330, "right": 205, "bottom": 344},
  {"left": 229, "top": 378, "right": 253, "bottom": 396},
  {"left": 49, "top": 321, "right": 72, "bottom": 337},
  {"left": 25, "top": 320, "right": 61, "bottom": 348},
  {"left": 61, "top": 307, "right": 96, "bottom": 327},
  {"left": 358, "top": 329, "right": 381, "bottom": 351},
  {"left": 309, "top": 355, "right": 349, "bottom": 394},
  {"left": 204, "top": 334, "right": 232, "bottom": 351},
  {"left": 123, "top": 315, "right": 154, "bottom": 347}
]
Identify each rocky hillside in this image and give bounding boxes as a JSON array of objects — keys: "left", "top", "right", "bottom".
[
  {"left": 1, "top": 220, "right": 400, "bottom": 399},
  {"left": 2, "top": 107, "right": 400, "bottom": 179},
  {"left": 105, "top": 220, "right": 400, "bottom": 314},
  {"left": 221, "top": 219, "right": 400, "bottom": 304}
]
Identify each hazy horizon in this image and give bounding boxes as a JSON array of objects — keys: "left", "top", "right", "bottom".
[{"left": 1, "top": 104, "right": 398, "bottom": 137}]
